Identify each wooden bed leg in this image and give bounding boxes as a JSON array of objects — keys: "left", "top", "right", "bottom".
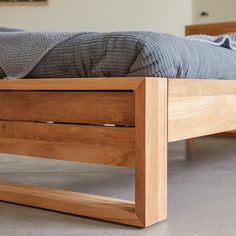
[
  {"left": 134, "top": 77, "right": 168, "bottom": 227},
  {"left": 186, "top": 139, "right": 196, "bottom": 160}
]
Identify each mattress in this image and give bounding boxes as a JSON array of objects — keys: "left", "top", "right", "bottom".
[{"left": 1, "top": 31, "right": 236, "bottom": 80}]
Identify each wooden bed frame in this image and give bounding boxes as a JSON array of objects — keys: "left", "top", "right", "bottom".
[
  {"left": 186, "top": 21, "right": 236, "bottom": 158},
  {"left": 0, "top": 22, "right": 236, "bottom": 228}
]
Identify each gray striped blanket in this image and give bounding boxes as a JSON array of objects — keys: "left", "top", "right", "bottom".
[{"left": 0, "top": 28, "right": 236, "bottom": 80}]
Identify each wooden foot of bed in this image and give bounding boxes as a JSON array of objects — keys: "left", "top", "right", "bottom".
[
  {"left": 0, "top": 180, "right": 141, "bottom": 226},
  {"left": 1, "top": 77, "right": 236, "bottom": 227},
  {"left": 134, "top": 77, "right": 168, "bottom": 227},
  {"left": 0, "top": 77, "right": 168, "bottom": 227}
]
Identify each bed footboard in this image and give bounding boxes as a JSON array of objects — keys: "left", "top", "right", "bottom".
[
  {"left": 0, "top": 77, "right": 168, "bottom": 227},
  {"left": 0, "top": 77, "right": 236, "bottom": 227}
]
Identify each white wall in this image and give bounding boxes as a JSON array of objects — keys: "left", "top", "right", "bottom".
[
  {"left": 193, "top": 0, "right": 236, "bottom": 24},
  {"left": 0, "top": 0, "right": 192, "bottom": 35}
]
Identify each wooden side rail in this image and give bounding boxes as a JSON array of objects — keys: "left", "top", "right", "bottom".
[
  {"left": 0, "top": 77, "right": 236, "bottom": 227},
  {"left": 168, "top": 79, "right": 236, "bottom": 142},
  {"left": 185, "top": 21, "right": 236, "bottom": 153}
]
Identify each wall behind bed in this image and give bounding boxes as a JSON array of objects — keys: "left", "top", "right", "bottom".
[
  {"left": 193, "top": 0, "right": 236, "bottom": 24},
  {"left": 0, "top": 0, "right": 192, "bottom": 35}
]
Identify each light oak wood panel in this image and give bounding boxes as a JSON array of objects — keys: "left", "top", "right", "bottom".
[
  {"left": 0, "top": 78, "right": 143, "bottom": 90},
  {"left": 0, "top": 121, "right": 135, "bottom": 167},
  {"left": 169, "top": 79, "right": 236, "bottom": 97},
  {"left": 0, "top": 180, "right": 142, "bottom": 227},
  {"left": 186, "top": 22, "right": 236, "bottom": 138},
  {"left": 0, "top": 91, "right": 134, "bottom": 125},
  {"left": 186, "top": 21, "right": 236, "bottom": 36},
  {"left": 135, "top": 78, "right": 168, "bottom": 227},
  {"left": 168, "top": 79, "right": 236, "bottom": 142}
]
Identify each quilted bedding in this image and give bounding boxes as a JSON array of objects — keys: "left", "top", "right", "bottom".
[{"left": 1, "top": 28, "right": 236, "bottom": 80}]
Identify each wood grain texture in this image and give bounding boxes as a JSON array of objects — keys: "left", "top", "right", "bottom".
[
  {"left": 0, "top": 91, "right": 134, "bottom": 125},
  {"left": 168, "top": 79, "right": 236, "bottom": 142},
  {"left": 135, "top": 77, "right": 168, "bottom": 227},
  {"left": 169, "top": 79, "right": 236, "bottom": 97},
  {"left": 0, "top": 180, "right": 142, "bottom": 227},
  {"left": 0, "top": 121, "right": 135, "bottom": 167},
  {"left": 186, "top": 22, "right": 236, "bottom": 138},
  {"left": 186, "top": 21, "right": 236, "bottom": 36},
  {"left": 186, "top": 21, "right": 236, "bottom": 138},
  {"left": 0, "top": 78, "right": 143, "bottom": 90}
]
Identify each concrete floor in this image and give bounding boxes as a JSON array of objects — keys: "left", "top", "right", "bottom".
[{"left": 0, "top": 137, "right": 236, "bottom": 236}]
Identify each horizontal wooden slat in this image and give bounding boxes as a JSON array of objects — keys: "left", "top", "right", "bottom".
[
  {"left": 0, "top": 121, "right": 135, "bottom": 167},
  {"left": 168, "top": 79, "right": 236, "bottom": 142},
  {"left": 0, "top": 91, "right": 134, "bottom": 125},
  {"left": 0, "top": 180, "right": 142, "bottom": 227},
  {"left": 186, "top": 21, "right": 236, "bottom": 36},
  {"left": 0, "top": 78, "right": 143, "bottom": 90}
]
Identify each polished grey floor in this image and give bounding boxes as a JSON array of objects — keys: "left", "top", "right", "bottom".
[{"left": 0, "top": 137, "right": 236, "bottom": 236}]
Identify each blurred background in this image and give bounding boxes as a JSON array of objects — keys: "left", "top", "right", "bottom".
[{"left": 0, "top": 0, "right": 235, "bottom": 35}]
